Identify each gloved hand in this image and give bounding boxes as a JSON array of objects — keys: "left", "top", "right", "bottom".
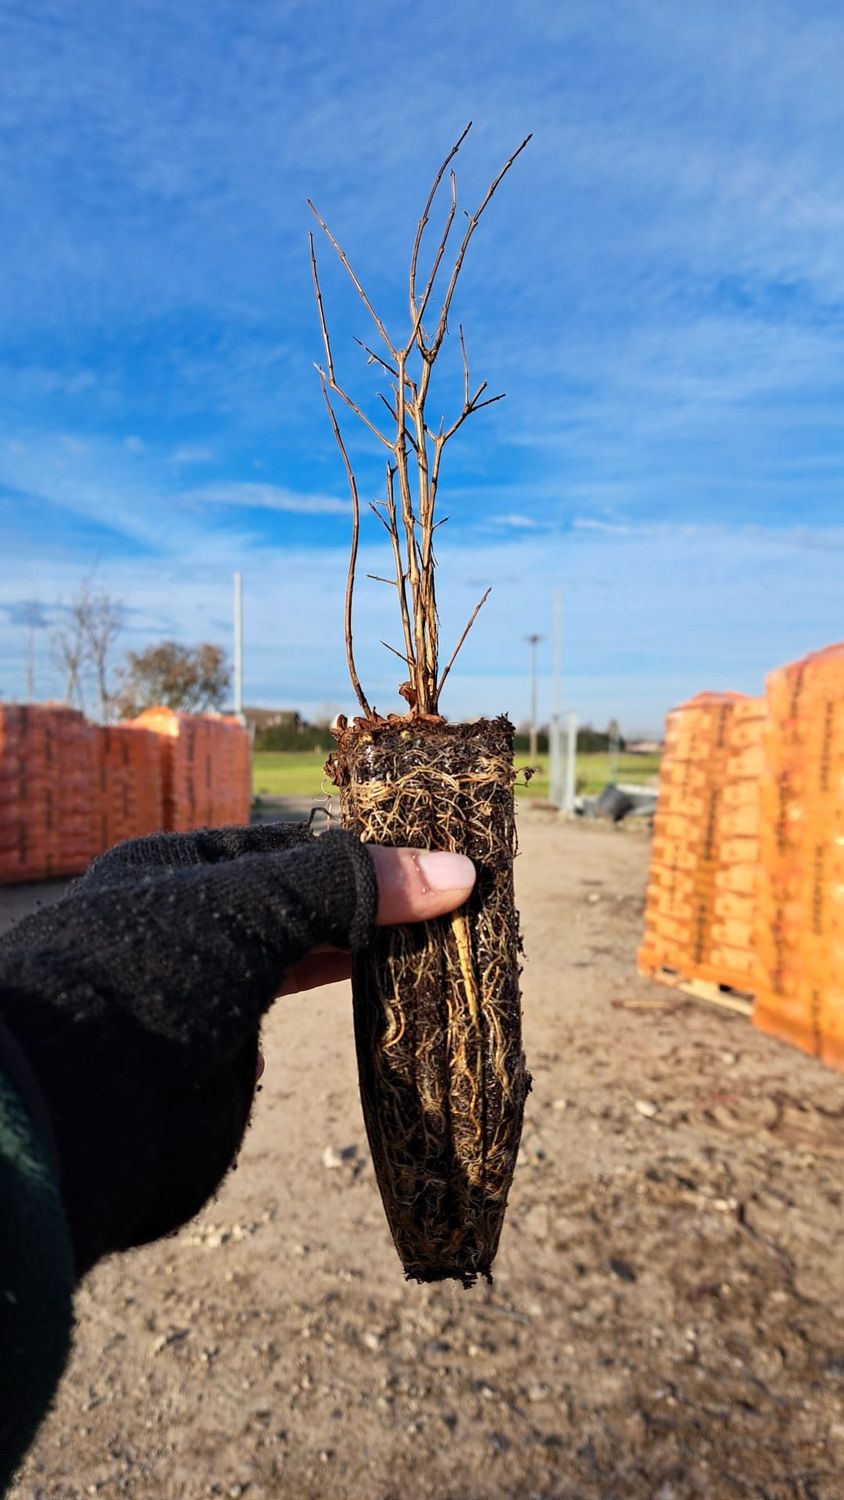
[{"left": 0, "top": 822, "right": 475, "bottom": 1276}]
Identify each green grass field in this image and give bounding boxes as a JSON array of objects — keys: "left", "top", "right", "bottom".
[{"left": 252, "top": 749, "right": 661, "bottom": 802}]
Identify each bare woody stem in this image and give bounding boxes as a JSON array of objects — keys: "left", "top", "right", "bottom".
[
  {"left": 426, "top": 133, "right": 532, "bottom": 360},
  {"left": 437, "top": 588, "right": 491, "bottom": 700},
  {"left": 384, "top": 464, "right": 416, "bottom": 669},
  {"left": 318, "top": 378, "right": 372, "bottom": 719},
  {"left": 309, "top": 127, "right": 529, "bottom": 717},
  {"left": 408, "top": 122, "right": 469, "bottom": 343},
  {"left": 394, "top": 352, "right": 434, "bottom": 710}
]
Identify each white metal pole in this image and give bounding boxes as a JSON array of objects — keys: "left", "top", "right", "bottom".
[
  {"left": 553, "top": 587, "right": 561, "bottom": 721},
  {"left": 548, "top": 589, "right": 563, "bottom": 806},
  {"left": 549, "top": 713, "right": 562, "bottom": 808},
  {"left": 564, "top": 711, "right": 578, "bottom": 815},
  {"left": 531, "top": 636, "right": 538, "bottom": 760},
  {"left": 233, "top": 571, "right": 244, "bottom": 719},
  {"left": 525, "top": 633, "right": 542, "bottom": 760}
]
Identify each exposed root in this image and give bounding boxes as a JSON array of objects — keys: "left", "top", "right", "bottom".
[{"left": 327, "top": 715, "right": 529, "bottom": 1284}]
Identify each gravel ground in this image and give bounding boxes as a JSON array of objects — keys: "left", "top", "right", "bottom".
[{"left": 4, "top": 813, "right": 844, "bottom": 1500}]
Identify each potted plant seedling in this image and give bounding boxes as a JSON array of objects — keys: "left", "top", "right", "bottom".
[{"left": 310, "top": 124, "right": 531, "bottom": 1284}]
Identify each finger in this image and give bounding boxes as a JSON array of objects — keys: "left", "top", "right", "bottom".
[
  {"left": 278, "top": 950, "right": 352, "bottom": 996},
  {"left": 368, "top": 846, "right": 476, "bottom": 927}
]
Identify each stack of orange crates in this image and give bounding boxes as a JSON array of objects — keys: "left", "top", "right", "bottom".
[
  {"left": 753, "top": 645, "right": 844, "bottom": 1071},
  {"left": 212, "top": 714, "right": 253, "bottom": 826},
  {"left": 132, "top": 708, "right": 250, "bottom": 832},
  {"left": 132, "top": 708, "right": 214, "bottom": 831},
  {"left": 638, "top": 691, "right": 765, "bottom": 990},
  {"left": 0, "top": 705, "right": 251, "bottom": 885},
  {"left": 0, "top": 704, "right": 98, "bottom": 883},
  {"left": 50, "top": 705, "right": 99, "bottom": 877},
  {"left": 708, "top": 696, "right": 767, "bottom": 989},
  {"left": 97, "top": 725, "right": 164, "bottom": 851},
  {"left": 0, "top": 705, "right": 47, "bottom": 883}
]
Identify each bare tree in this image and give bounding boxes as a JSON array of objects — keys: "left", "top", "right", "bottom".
[
  {"left": 20, "top": 600, "right": 43, "bottom": 701},
  {"left": 82, "top": 589, "right": 123, "bottom": 723},
  {"left": 50, "top": 578, "right": 123, "bottom": 720},
  {"left": 51, "top": 597, "right": 89, "bottom": 712}
]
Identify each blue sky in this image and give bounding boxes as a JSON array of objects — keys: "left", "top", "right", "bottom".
[{"left": 2, "top": 0, "right": 843, "bottom": 733}]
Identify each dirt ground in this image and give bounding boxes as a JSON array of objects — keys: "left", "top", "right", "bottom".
[{"left": 5, "top": 814, "right": 844, "bottom": 1500}]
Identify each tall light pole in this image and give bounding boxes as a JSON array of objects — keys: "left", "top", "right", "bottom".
[
  {"left": 23, "top": 603, "right": 38, "bottom": 702},
  {"left": 553, "top": 588, "right": 561, "bottom": 721},
  {"left": 233, "top": 571, "right": 244, "bottom": 719},
  {"left": 525, "top": 633, "right": 543, "bottom": 760},
  {"left": 548, "top": 590, "right": 564, "bottom": 809}
]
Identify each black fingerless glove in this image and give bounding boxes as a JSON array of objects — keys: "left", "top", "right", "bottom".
[{"left": 0, "top": 823, "right": 377, "bottom": 1276}]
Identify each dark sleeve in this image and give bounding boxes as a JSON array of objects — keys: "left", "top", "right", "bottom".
[
  {"left": 0, "top": 1067, "right": 74, "bottom": 1497},
  {"left": 76, "top": 819, "right": 314, "bottom": 878},
  {"left": 0, "top": 825, "right": 377, "bottom": 1277}
]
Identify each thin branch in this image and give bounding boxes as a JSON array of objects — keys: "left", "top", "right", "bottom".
[
  {"left": 319, "top": 378, "right": 372, "bottom": 719},
  {"left": 367, "top": 574, "right": 400, "bottom": 585},
  {"left": 311, "top": 234, "right": 396, "bottom": 451},
  {"left": 409, "top": 168, "right": 458, "bottom": 350},
  {"left": 308, "top": 199, "right": 397, "bottom": 355},
  {"left": 393, "top": 351, "right": 427, "bottom": 703},
  {"left": 472, "top": 391, "right": 505, "bottom": 412},
  {"left": 459, "top": 323, "right": 470, "bottom": 408},
  {"left": 314, "top": 362, "right": 394, "bottom": 451},
  {"left": 441, "top": 389, "right": 506, "bottom": 443},
  {"left": 380, "top": 640, "right": 412, "bottom": 666},
  {"left": 369, "top": 501, "right": 395, "bottom": 533},
  {"left": 354, "top": 337, "right": 399, "bottom": 380},
  {"left": 436, "top": 587, "right": 492, "bottom": 700},
  {"left": 408, "top": 123, "right": 471, "bottom": 339},
  {"left": 308, "top": 232, "right": 335, "bottom": 382},
  {"left": 377, "top": 391, "right": 419, "bottom": 451},
  {"left": 385, "top": 463, "right": 415, "bottom": 669},
  {"left": 432, "top": 134, "right": 532, "bottom": 355}
]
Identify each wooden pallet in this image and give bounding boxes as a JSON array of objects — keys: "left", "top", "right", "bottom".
[{"left": 642, "top": 963, "right": 755, "bottom": 1017}]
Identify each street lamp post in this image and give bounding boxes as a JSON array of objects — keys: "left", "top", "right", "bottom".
[
  {"left": 525, "top": 633, "right": 543, "bottom": 760},
  {"left": 233, "top": 571, "right": 244, "bottom": 720}
]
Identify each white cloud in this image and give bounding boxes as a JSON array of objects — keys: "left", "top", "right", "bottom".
[
  {"left": 186, "top": 482, "right": 348, "bottom": 517},
  {"left": 572, "top": 518, "right": 632, "bottom": 535},
  {"left": 488, "top": 513, "right": 541, "bottom": 530},
  {"left": 172, "top": 445, "right": 214, "bottom": 465}
]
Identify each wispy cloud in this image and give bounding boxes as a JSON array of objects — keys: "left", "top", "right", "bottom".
[
  {"left": 172, "top": 445, "right": 214, "bottom": 465},
  {"left": 488, "top": 514, "right": 541, "bottom": 530},
  {"left": 186, "top": 482, "right": 348, "bottom": 517},
  {"left": 572, "top": 518, "right": 632, "bottom": 536},
  {"left": 2, "top": 598, "right": 51, "bottom": 629}
]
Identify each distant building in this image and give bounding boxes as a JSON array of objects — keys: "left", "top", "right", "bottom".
[
  {"left": 626, "top": 738, "right": 663, "bottom": 754},
  {"left": 242, "top": 707, "right": 303, "bottom": 734}
]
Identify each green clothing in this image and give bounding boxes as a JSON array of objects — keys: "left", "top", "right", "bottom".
[{"left": 0, "top": 1067, "right": 74, "bottom": 1495}]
